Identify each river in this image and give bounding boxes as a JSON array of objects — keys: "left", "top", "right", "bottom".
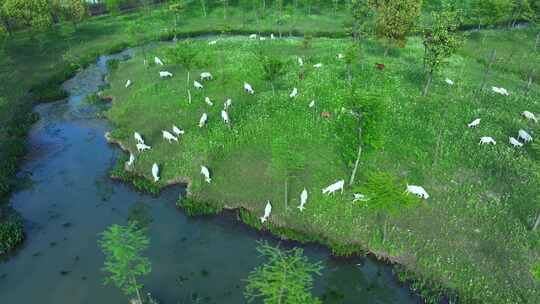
[{"left": 0, "top": 48, "right": 421, "bottom": 304}]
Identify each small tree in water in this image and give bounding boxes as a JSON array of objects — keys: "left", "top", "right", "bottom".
[
  {"left": 245, "top": 241, "right": 323, "bottom": 304},
  {"left": 98, "top": 222, "right": 151, "bottom": 304},
  {"left": 422, "top": 8, "right": 464, "bottom": 96}
]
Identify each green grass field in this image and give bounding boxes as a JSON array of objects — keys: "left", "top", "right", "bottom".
[{"left": 103, "top": 29, "right": 540, "bottom": 303}]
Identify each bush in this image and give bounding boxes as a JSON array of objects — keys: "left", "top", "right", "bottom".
[
  {"left": 0, "top": 208, "right": 24, "bottom": 255},
  {"left": 176, "top": 197, "right": 223, "bottom": 217}
]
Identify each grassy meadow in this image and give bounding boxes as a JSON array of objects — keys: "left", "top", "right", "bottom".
[{"left": 103, "top": 29, "right": 540, "bottom": 303}]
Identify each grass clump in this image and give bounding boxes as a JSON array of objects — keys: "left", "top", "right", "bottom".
[
  {"left": 0, "top": 207, "right": 24, "bottom": 255},
  {"left": 176, "top": 196, "right": 223, "bottom": 217}
]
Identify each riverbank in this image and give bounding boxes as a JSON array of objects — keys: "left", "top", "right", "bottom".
[{"left": 101, "top": 32, "right": 540, "bottom": 303}]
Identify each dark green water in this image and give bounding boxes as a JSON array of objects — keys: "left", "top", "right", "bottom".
[{"left": 0, "top": 49, "right": 421, "bottom": 304}]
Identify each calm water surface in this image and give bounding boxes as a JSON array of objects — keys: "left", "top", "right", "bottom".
[{"left": 0, "top": 49, "right": 421, "bottom": 304}]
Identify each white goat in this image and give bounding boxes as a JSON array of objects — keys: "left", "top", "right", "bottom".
[
  {"left": 208, "top": 40, "right": 217, "bottom": 45},
  {"left": 154, "top": 56, "right": 164, "bottom": 66},
  {"left": 249, "top": 34, "right": 257, "bottom": 39},
  {"left": 289, "top": 87, "right": 298, "bottom": 98},
  {"left": 125, "top": 80, "right": 132, "bottom": 88},
  {"left": 224, "top": 98, "right": 232, "bottom": 109},
  {"left": 162, "top": 130, "right": 178, "bottom": 143},
  {"left": 322, "top": 180, "right": 345, "bottom": 195},
  {"left": 406, "top": 185, "right": 429, "bottom": 199},
  {"left": 244, "top": 82, "right": 254, "bottom": 94},
  {"left": 298, "top": 188, "right": 308, "bottom": 212},
  {"left": 159, "top": 71, "right": 173, "bottom": 78},
  {"left": 313, "top": 63, "right": 323, "bottom": 69},
  {"left": 468, "top": 118, "right": 481, "bottom": 128},
  {"left": 522, "top": 111, "right": 538, "bottom": 123},
  {"left": 260, "top": 200, "right": 272, "bottom": 223},
  {"left": 309, "top": 100, "right": 315, "bottom": 108},
  {"left": 259, "top": 36, "right": 266, "bottom": 41},
  {"left": 199, "top": 113, "right": 208, "bottom": 128},
  {"left": 298, "top": 57, "right": 304, "bottom": 66},
  {"left": 200, "top": 72, "right": 213, "bottom": 81},
  {"left": 445, "top": 78, "right": 454, "bottom": 85},
  {"left": 518, "top": 129, "right": 533, "bottom": 143},
  {"left": 172, "top": 125, "right": 185, "bottom": 136},
  {"left": 271, "top": 33, "right": 275, "bottom": 39},
  {"left": 221, "top": 110, "right": 230, "bottom": 124},
  {"left": 152, "top": 163, "right": 159, "bottom": 182},
  {"left": 205, "top": 97, "right": 214, "bottom": 106},
  {"left": 353, "top": 193, "right": 369, "bottom": 202},
  {"left": 136, "top": 143, "right": 151, "bottom": 152},
  {"left": 134, "top": 132, "right": 144, "bottom": 144},
  {"left": 509, "top": 137, "right": 523, "bottom": 147},
  {"left": 200, "top": 166, "right": 211, "bottom": 183},
  {"left": 492, "top": 86, "right": 509, "bottom": 96},
  {"left": 127, "top": 153, "right": 135, "bottom": 166},
  {"left": 337, "top": 53, "right": 344, "bottom": 59},
  {"left": 479, "top": 137, "right": 496, "bottom": 145},
  {"left": 194, "top": 81, "right": 204, "bottom": 89}
]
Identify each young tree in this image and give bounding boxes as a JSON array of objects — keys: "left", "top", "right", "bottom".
[
  {"left": 245, "top": 241, "right": 323, "bottom": 304},
  {"left": 166, "top": 39, "right": 198, "bottom": 104},
  {"left": 275, "top": 0, "right": 284, "bottom": 37},
  {"left": 62, "top": 0, "right": 88, "bottom": 28},
  {"left": 104, "top": 0, "right": 121, "bottom": 15},
  {"left": 470, "top": 0, "right": 514, "bottom": 29},
  {"left": 98, "top": 222, "right": 151, "bottom": 304},
  {"left": 350, "top": 0, "right": 372, "bottom": 43},
  {"left": 219, "top": 0, "right": 229, "bottom": 19},
  {"left": 169, "top": 0, "right": 186, "bottom": 41},
  {"left": 422, "top": 9, "right": 464, "bottom": 96},
  {"left": 199, "top": 0, "right": 207, "bottom": 17},
  {"left": 532, "top": 260, "right": 540, "bottom": 282},
  {"left": 260, "top": 54, "right": 286, "bottom": 96},
  {"left": 127, "top": 21, "right": 149, "bottom": 66},
  {"left": 3, "top": 0, "right": 53, "bottom": 33},
  {"left": 370, "top": 0, "right": 422, "bottom": 56}
]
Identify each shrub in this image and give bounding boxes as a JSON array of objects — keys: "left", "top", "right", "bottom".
[
  {"left": 0, "top": 208, "right": 24, "bottom": 255},
  {"left": 176, "top": 196, "right": 223, "bottom": 216}
]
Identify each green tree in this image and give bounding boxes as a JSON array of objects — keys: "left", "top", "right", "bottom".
[
  {"left": 470, "top": 0, "right": 514, "bottom": 29},
  {"left": 422, "top": 8, "right": 464, "bottom": 96},
  {"left": 275, "top": 0, "right": 284, "bottom": 37},
  {"left": 104, "top": 0, "right": 121, "bottom": 15},
  {"left": 350, "top": 0, "right": 372, "bottom": 43},
  {"left": 260, "top": 54, "right": 286, "bottom": 96},
  {"left": 98, "top": 222, "right": 151, "bottom": 304},
  {"left": 3, "top": 0, "right": 53, "bottom": 33},
  {"left": 165, "top": 39, "right": 198, "bottom": 104},
  {"left": 219, "top": 0, "right": 229, "bottom": 19},
  {"left": 62, "top": 0, "right": 88, "bottom": 27},
  {"left": 370, "top": 0, "right": 422, "bottom": 56},
  {"left": 169, "top": 0, "right": 186, "bottom": 41},
  {"left": 532, "top": 260, "right": 540, "bottom": 282},
  {"left": 199, "top": 0, "right": 207, "bottom": 17},
  {"left": 245, "top": 241, "right": 323, "bottom": 304},
  {"left": 127, "top": 21, "right": 149, "bottom": 66}
]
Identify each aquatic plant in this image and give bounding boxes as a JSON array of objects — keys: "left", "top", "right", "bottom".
[{"left": 0, "top": 208, "right": 24, "bottom": 255}]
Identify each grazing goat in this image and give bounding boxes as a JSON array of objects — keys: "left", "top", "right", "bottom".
[
  {"left": 289, "top": 87, "right": 298, "bottom": 98},
  {"left": 159, "top": 71, "right": 173, "bottom": 78},
  {"left": 479, "top": 137, "right": 496, "bottom": 145},
  {"left": 322, "top": 180, "right": 344, "bottom": 195},
  {"left": 136, "top": 143, "right": 151, "bottom": 152},
  {"left": 221, "top": 110, "right": 230, "bottom": 124},
  {"left": 249, "top": 34, "right": 257, "bottom": 39},
  {"left": 154, "top": 56, "right": 164, "bottom": 66},
  {"left": 205, "top": 97, "right": 214, "bottom": 106},
  {"left": 200, "top": 166, "right": 211, "bottom": 183},
  {"left": 134, "top": 132, "right": 144, "bottom": 144},
  {"left": 468, "top": 118, "right": 481, "bottom": 128},
  {"left": 200, "top": 72, "right": 213, "bottom": 81},
  {"left": 208, "top": 40, "right": 217, "bottom": 45},
  {"left": 298, "top": 188, "right": 308, "bottom": 212},
  {"left": 353, "top": 193, "right": 369, "bottom": 202},
  {"left": 259, "top": 36, "right": 266, "bottom": 41},
  {"left": 172, "top": 125, "right": 185, "bottom": 136},
  {"left": 224, "top": 98, "right": 232, "bottom": 109},
  {"left": 244, "top": 82, "right": 255, "bottom": 94},
  {"left": 162, "top": 130, "right": 178, "bottom": 143},
  {"left": 509, "top": 137, "right": 523, "bottom": 147},
  {"left": 321, "top": 111, "right": 331, "bottom": 118},
  {"left": 375, "top": 63, "right": 385, "bottom": 70},
  {"left": 194, "top": 81, "right": 204, "bottom": 89},
  {"left": 518, "top": 129, "right": 533, "bottom": 143},
  {"left": 271, "top": 33, "right": 275, "bottom": 39},
  {"left": 298, "top": 57, "right": 304, "bottom": 66},
  {"left": 337, "top": 53, "right": 344, "bottom": 59},
  {"left": 199, "top": 113, "right": 208, "bottom": 128},
  {"left": 260, "top": 200, "right": 272, "bottom": 223},
  {"left": 313, "top": 63, "right": 323, "bottom": 68},
  {"left": 127, "top": 153, "right": 135, "bottom": 167},
  {"left": 406, "top": 185, "right": 429, "bottom": 199},
  {"left": 125, "top": 80, "right": 132, "bottom": 88},
  {"left": 309, "top": 100, "right": 315, "bottom": 108},
  {"left": 492, "top": 86, "right": 509, "bottom": 96},
  {"left": 445, "top": 78, "right": 454, "bottom": 85},
  {"left": 522, "top": 111, "right": 538, "bottom": 123},
  {"left": 152, "top": 163, "right": 159, "bottom": 182}
]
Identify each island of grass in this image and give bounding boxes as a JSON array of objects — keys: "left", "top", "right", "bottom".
[{"left": 103, "top": 33, "right": 540, "bottom": 303}]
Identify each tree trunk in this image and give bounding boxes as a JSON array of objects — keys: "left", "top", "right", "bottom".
[
  {"left": 526, "top": 73, "right": 533, "bottom": 92},
  {"left": 534, "top": 32, "right": 540, "bottom": 53},
  {"left": 174, "top": 13, "right": 178, "bottom": 41},
  {"left": 131, "top": 276, "right": 143, "bottom": 304},
  {"left": 186, "top": 71, "right": 192, "bottom": 104},
  {"left": 480, "top": 49, "right": 496, "bottom": 92},
  {"left": 201, "top": 0, "right": 207, "bottom": 17},
  {"left": 349, "top": 128, "right": 363, "bottom": 186},
  {"left": 284, "top": 177, "right": 288, "bottom": 211},
  {"left": 271, "top": 82, "right": 276, "bottom": 96},
  {"left": 422, "top": 71, "right": 433, "bottom": 96},
  {"left": 347, "top": 64, "right": 352, "bottom": 86},
  {"left": 384, "top": 46, "right": 389, "bottom": 57},
  {"left": 533, "top": 213, "right": 540, "bottom": 231}
]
